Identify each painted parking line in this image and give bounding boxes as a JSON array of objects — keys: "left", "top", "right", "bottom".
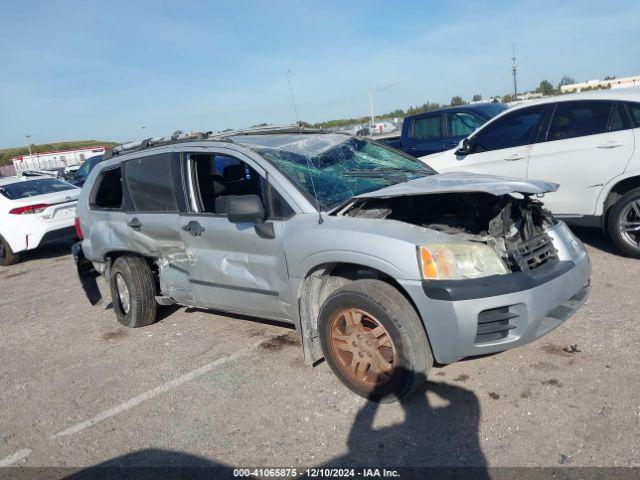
[
  {"left": 0, "top": 448, "right": 32, "bottom": 467},
  {"left": 51, "top": 336, "right": 274, "bottom": 438}
]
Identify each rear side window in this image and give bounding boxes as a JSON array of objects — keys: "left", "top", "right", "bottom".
[
  {"left": 609, "top": 103, "right": 630, "bottom": 132},
  {"left": 547, "top": 101, "right": 614, "bottom": 141},
  {"left": 627, "top": 102, "right": 640, "bottom": 128},
  {"left": 125, "top": 154, "right": 177, "bottom": 213},
  {"left": 411, "top": 115, "right": 442, "bottom": 141},
  {"left": 448, "top": 112, "right": 484, "bottom": 137},
  {"left": 472, "top": 105, "right": 546, "bottom": 153},
  {"left": 91, "top": 167, "right": 123, "bottom": 210}
]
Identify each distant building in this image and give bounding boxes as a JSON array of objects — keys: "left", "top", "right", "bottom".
[
  {"left": 560, "top": 75, "right": 640, "bottom": 93},
  {"left": 12, "top": 146, "right": 106, "bottom": 173}
]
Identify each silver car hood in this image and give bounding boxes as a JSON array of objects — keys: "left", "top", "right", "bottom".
[{"left": 355, "top": 171, "right": 558, "bottom": 199}]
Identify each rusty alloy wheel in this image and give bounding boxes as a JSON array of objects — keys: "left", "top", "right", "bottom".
[{"left": 328, "top": 307, "right": 397, "bottom": 387}]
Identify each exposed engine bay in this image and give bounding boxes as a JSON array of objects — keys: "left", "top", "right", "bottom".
[{"left": 342, "top": 192, "right": 559, "bottom": 273}]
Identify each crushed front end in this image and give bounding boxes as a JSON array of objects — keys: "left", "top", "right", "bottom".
[{"left": 342, "top": 188, "right": 591, "bottom": 364}]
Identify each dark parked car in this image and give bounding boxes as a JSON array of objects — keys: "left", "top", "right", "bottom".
[
  {"left": 66, "top": 155, "right": 107, "bottom": 187},
  {"left": 379, "top": 103, "right": 507, "bottom": 157}
]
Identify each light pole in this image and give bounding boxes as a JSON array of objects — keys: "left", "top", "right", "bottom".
[
  {"left": 368, "top": 85, "right": 375, "bottom": 126},
  {"left": 511, "top": 44, "right": 518, "bottom": 100},
  {"left": 25, "top": 135, "right": 32, "bottom": 157},
  {"left": 141, "top": 126, "right": 147, "bottom": 137}
]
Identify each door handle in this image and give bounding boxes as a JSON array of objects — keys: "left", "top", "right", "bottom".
[
  {"left": 182, "top": 220, "right": 205, "bottom": 237},
  {"left": 596, "top": 141, "right": 624, "bottom": 149},
  {"left": 505, "top": 154, "right": 526, "bottom": 161},
  {"left": 127, "top": 218, "right": 142, "bottom": 231},
  {"left": 406, "top": 146, "right": 417, "bottom": 151},
  {"left": 443, "top": 143, "right": 458, "bottom": 148}
]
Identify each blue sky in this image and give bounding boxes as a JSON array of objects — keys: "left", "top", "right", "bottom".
[{"left": 1, "top": 0, "right": 639, "bottom": 147}]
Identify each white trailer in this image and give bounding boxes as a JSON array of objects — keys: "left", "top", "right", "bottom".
[{"left": 12, "top": 146, "right": 107, "bottom": 174}]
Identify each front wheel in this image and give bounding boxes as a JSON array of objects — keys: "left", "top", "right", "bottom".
[
  {"left": 109, "top": 256, "right": 158, "bottom": 328},
  {"left": 318, "top": 279, "right": 433, "bottom": 402},
  {"left": 608, "top": 188, "right": 640, "bottom": 258},
  {"left": 0, "top": 235, "right": 21, "bottom": 267}
]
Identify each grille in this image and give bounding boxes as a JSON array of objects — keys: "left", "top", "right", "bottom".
[
  {"left": 475, "top": 306, "right": 519, "bottom": 343},
  {"left": 509, "top": 233, "right": 557, "bottom": 272}
]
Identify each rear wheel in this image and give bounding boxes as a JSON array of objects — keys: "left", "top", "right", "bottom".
[
  {"left": 109, "top": 256, "right": 158, "bottom": 328},
  {"left": 608, "top": 188, "right": 640, "bottom": 258},
  {"left": 0, "top": 235, "right": 21, "bottom": 266},
  {"left": 319, "top": 279, "right": 432, "bottom": 402}
]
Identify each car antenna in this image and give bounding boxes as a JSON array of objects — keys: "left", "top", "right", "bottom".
[
  {"left": 303, "top": 156, "right": 323, "bottom": 224},
  {"left": 286, "top": 70, "right": 302, "bottom": 132}
]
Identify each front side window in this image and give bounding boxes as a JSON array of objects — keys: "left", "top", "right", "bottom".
[
  {"left": 627, "top": 102, "right": 640, "bottom": 128},
  {"left": 189, "top": 153, "right": 293, "bottom": 218},
  {"left": 411, "top": 115, "right": 442, "bottom": 141},
  {"left": 448, "top": 112, "right": 484, "bottom": 137},
  {"left": 0, "top": 178, "right": 76, "bottom": 200},
  {"left": 471, "top": 105, "right": 545, "bottom": 153},
  {"left": 547, "top": 101, "right": 615, "bottom": 141},
  {"left": 125, "top": 154, "right": 177, "bottom": 212},
  {"left": 234, "top": 134, "right": 435, "bottom": 211}
]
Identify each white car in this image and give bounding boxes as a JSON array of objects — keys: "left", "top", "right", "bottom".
[
  {"left": 0, "top": 176, "right": 80, "bottom": 266},
  {"left": 421, "top": 89, "right": 640, "bottom": 258}
]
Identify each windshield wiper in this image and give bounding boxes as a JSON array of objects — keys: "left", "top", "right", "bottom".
[
  {"left": 375, "top": 167, "right": 433, "bottom": 175},
  {"left": 342, "top": 170, "right": 408, "bottom": 180},
  {"left": 343, "top": 167, "right": 432, "bottom": 178}
]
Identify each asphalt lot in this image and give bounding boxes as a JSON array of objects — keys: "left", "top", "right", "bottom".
[{"left": 0, "top": 227, "right": 639, "bottom": 472}]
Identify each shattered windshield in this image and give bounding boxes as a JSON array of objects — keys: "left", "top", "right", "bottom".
[{"left": 234, "top": 134, "right": 436, "bottom": 210}]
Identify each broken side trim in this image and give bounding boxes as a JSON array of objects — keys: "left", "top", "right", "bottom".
[
  {"left": 168, "top": 263, "right": 190, "bottom": 275},
  {"left": 188, "top": 278, "right": 280, "bottom": 297}
]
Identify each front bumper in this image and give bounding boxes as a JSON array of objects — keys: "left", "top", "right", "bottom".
[{"left": 400, "top": 224, "right": 591, "bottom": 364}]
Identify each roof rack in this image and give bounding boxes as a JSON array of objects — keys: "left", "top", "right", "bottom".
[{"left": 111, "top": 124, "right": 330, "bottom": 156}]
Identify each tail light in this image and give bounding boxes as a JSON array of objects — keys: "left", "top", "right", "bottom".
[
  {"left": 9, "top": 204, "right": 48, "bottom": 215},
  {"left": 74, "top": 216, "right": 84, "bottom": 240}
]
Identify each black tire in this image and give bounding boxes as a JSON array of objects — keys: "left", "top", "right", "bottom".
[
  {"left": 607, "top": 188, "right": 640, "bottom": 259},
  {"left": 109, "top": 256, "right": 158, "bottom": 328},
  {"left": 318, "top": 279, "right": 433, "bottom": 402},
  {"left": 0, "top": 235, "right": 21, "bottom": 266}
]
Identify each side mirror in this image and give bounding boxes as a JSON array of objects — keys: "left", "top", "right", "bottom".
[
  {"left": 227, "top": 195, "right": 266, "bottom": 224},
  {"left": 455, "top": 138, "right": 471, "bottom": 156}
]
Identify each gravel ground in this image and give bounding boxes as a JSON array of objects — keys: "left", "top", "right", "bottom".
[{"left": 0, "top": 227, "right": 639, "bottom": 472}]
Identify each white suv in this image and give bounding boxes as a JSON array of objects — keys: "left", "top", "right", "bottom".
[{"left": 422, "top": 89, "right": 640, "bottom": 258}]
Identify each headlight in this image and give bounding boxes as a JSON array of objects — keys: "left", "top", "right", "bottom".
[{"left": 418, "top": 242, "right": 509, "bottom": 280}]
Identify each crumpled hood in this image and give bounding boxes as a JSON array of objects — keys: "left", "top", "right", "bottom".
[{"left": 355, "top": 171, "right": 558, "bottom": 199}]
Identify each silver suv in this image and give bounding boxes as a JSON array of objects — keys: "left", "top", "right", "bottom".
[{"left": 74, "top": 127, "right": 591, "bottom": 401}]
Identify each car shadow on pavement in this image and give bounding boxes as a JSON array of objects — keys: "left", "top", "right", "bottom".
[
  {"left": 65, "top": 369, "right": 487, "bottom": 479},
  {"left": 568, "top": 226, "right": 622, "bottom": 256},
  {"left": 19, "top": 239, "right": 75, "bottom": 262},
  {"left": 319, "top": 369, "right": 488, "bottom": 475}
]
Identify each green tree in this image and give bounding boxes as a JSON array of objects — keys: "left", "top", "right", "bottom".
[
  {"left": 558, "top": 75, "right": 575, "bottom": 88},
  {"left": 501, "top": 94, "right": 514, "bottom": 103},
  {"left": 472, "top": 94, "right": 482, "bottom": 102},
  {"left": 450, "top": 95, "right": 465, "bottom": 106},
  {"left": 536, "top": 80, "right": 555, "bottom": 96}
]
